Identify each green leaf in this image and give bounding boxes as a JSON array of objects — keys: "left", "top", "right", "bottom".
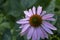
[
  {"left": 20, "top": 0, "right": 37, "bottom": 9},
  {"left": 0, "top": 14, "right": 11, "bottom": 32},
  {"left": 3, "top": 29, "right": 11, "bottom": 40},
  {"left": 0, "top": 14, "right": 9, "bottom": 32},
  {"left": 4, "top": 0, "right": 23, "bottom": 17},
  {"left": 0, "top": 22, "right": 11, "bottom": 28},
  {"left": 0, "top": 0, "right": 6, "bottom": 5},
  {"left": 56, "top": 0, "right": 60, "bottom": 9},
  {"left": 46, "top": 0, "right": 56, "bottom": 13},
  {"left": 55, "top": 11, "right": 60, "bottom": 32},
  {"left": 0, "top": 32, "right": 3, "bottom": 40},
  {"left": 54, "top": 0, "right": 60, "bottom": 35},
  {"left": 0, "top": 13, "right": 4, "bottom": 23},
  {"left": 34, "top": 0, "right": 51, "bottom": 9},
  {"left": 0, "top": 22, "right": 11, "bottom": 33}
]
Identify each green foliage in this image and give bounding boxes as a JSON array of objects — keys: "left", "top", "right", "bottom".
[
  {"left": 20, "top": 0, "right": 37, "bottom": 9},
  {"left": 46, "top": 0, "right": 55, "bottom": 13},
  {"left": 3, "top": 29, "right": 11, "bottom": 40},
  {"left": 0, "top": 0, "right": 60, "bottom": 40},
  {"left": 0, "top": 14, "right": 10, "bottom": 32}
]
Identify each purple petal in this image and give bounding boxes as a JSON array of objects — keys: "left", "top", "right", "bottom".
[
  {"left": 20, "top": 27, "right": 30, "bottom": 36},
  {"left": 20, "top": 24, "right": 30, "bottom": 33},
  {"left": 19, "top": 25, "right": 24, "bottom": 28},
  {"left": 24, "top": 11, "right": 31, "bottom": 17},
  {"left": 20, "top": 29, "right": 28, "bottom": 36},
  {"left": 44, "top": 18, "right": 56, "bottom": 21},
  {"left": 20, "top": 18, "right": 29, "bottom": 21},
  {"left": 36, "top": 27, "right": 41, "bottom": 40},
  {"left": 27, "top": 27, "right": 34, "bottom": 39},
  {"left": 16, "top": 20, "right": 29, "bottom": 24},
  {"left": 25, "top": 14, "right": 29, "bottom": 18},
  {"left": 40, "top": 27, "right": 48, "bottom": 38},
  {"left": 42, "top": 21, "right": 57, "bottom": 30},
  {"left": 38, "top": 27, "right": 45, "bottom": 39},
  {"left": 32, "top": 6, "right": 36, "bottom": 14},
  {"left": 32, "top": 30, "right": 38, "bottom": 40},
  {"left": 42, "top": 14, "right": 54, "bottom": 20},
  {"left": 29, "top": 9, "right": 33, "bottom": 15},
  {"left": 37, "top": 6, "right": 42, "bottom": 15},
  {"left": 41, "top": 11, "right": 46, "bottom": 16},
  {"left": 42, "top": 24, "right": 53, "bottom": 34}
]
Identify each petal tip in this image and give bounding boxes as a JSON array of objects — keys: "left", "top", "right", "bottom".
[
  {"left": 54, "top": 28, "right": 57, "bottom": 30},
  {"left": 16, "top": 21, "right": 19, "bottom": 24}
]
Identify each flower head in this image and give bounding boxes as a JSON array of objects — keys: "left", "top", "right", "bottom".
[{"left": 16, "top": 6, "right": 57, "bottom": 40}]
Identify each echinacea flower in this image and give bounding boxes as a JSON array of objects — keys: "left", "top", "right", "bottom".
[{"left": 16, "top": 6, "right": 57, "bottom": 40}]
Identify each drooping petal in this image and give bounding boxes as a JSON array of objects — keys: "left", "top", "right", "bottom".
[
  {"left": 27, "top": 27, "right": 34, "bottom": 39},
  {"left": 16, "top": 20, "right": 29, "bottom": 24},
  {"left": 29, "top": 9, "right": 33, "bottom": 15},
  {"left": 42, "top": 21, "right": 57, "bottom": 30},
  {"left": 42, "top": 24, "right": 53, "bottom": 34},
  {"left": 37, "top": 6, "right": 42, "bottom": 15},
  {"left": 20, "top": 24, "right": 30, "bottom": 33},
  {"left": 38, "top": 27, "right": 45, "bottom": 39},
  {"left": 24, "top": 11, "right": 31, "bottom": 17},
  {"left": 41, "top": 11, "right": 46, "bottom": 16},
  {"left": 42, "top": 14, "right": 54, "bottom": 20},
  {"left": 25, "top": 14, "right": 29, "bottom": 18},
  {"left": 20, "top": 18, "right": 29, "bottom": 21},
  {"left": 32, "top": 6, "right": 36, "bottom": 14},
  {"left": 19, "top": 25, "right": 24, "bottom": 28},
  {"left": 44, "top": 18, "right": 56, "bottom": 21},
  {"left": 32, "top": 29, "right": 38, "bottom": 40},
  {"left": 40, "top": 27, "right": 48, "bottom": 38},
  {"left": 20, "top": 28, "right": 29, "bottom": 36},
  {"left": 36, "top": 27, "right": 41, "bottom": 40}
]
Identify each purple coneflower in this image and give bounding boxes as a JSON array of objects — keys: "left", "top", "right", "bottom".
[{"left": 16, "top": 6, "right": 57, "bottom": 40}]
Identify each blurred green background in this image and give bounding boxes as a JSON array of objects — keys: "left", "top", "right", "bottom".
[{"left": 0, "top": 0, "right": 60, "bottom": 40}]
